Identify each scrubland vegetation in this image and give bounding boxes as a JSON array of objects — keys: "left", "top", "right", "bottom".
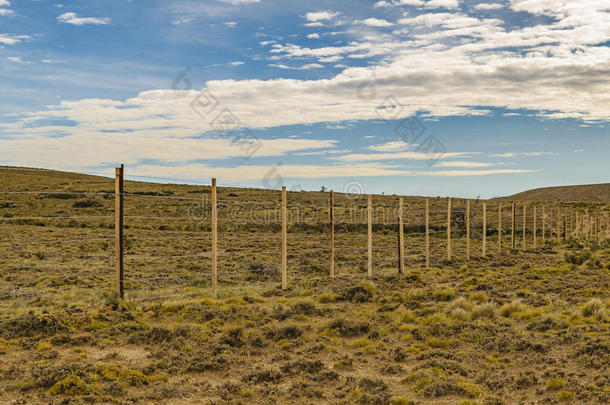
[{"left": 0, "top": 167, "right": 608, "bottom": 404}]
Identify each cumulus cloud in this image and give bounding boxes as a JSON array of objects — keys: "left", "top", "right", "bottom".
[
  {"left": 305, "top": 11, "right": 339, "bottom": 22},
  {"left": 357, "top": 18, "right": 393, "bottom": 27},
  {"left": 474, "top": 3, "right": 504, "bottom": 10},
  {"left": 368, "top": 141, "right": 412, "bottom": 152},
  {"left": 0, "top": 8, "right": 15, "bottom": 16},
  {"left": 57, "top": 12, "right": 110, "bottom": 25}
]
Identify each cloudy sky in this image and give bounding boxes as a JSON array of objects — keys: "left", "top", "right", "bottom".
[{"left": 0, "top": 0, "right": 608, "bottom": 197}]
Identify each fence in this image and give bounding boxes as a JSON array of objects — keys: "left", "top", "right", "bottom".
[{"left": 1, "top": 165, "right": 609, "bottom": 323}]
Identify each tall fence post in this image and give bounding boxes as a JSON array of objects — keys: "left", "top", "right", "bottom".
[
  {"left": 425, "top": 198, "right": 430, "bottom": 267},
  {"left": 211, "top": 178, "right": 218, "bottom": 299},
  {"left": 482, "top": 201, "right": 486, "bottom": 257},
  {"left": 563, "top": 210, "right": 567, "bottom": 244},
  {"left": 556, "top": 207, "right": 561, "bottom": 244},
  {"left": 398, "top": 197, "right": 405, "bottom": 274},
  {"left": 466, "top": 200, "right": 470, "bottom": 261},
  {"left": 533, "top": 205, "right": 537, "bottom": 248},
  {"left": 510, "top": 202, "right": 517, "bottom": 250},
  {"left": 447, "top": 197, "right": 452, "bottom": 260},
  {"left": 498, "top": 203, "right": 502, "bottom": 253},
  {"left": 281, "top": 186, "right": 287, "bottom": 290},
  {"left": 330, "top": 190, "right": 335, "bottom": 279},
  {"left": 542, "top": 206, "right": 546, "bottom": 244},
  {"left": 367, "top": 195, "right": 373, "bottom": 278},
  {"left": 522, "top": 204, "right": 527, "bottom": 251},
  {"left": 115, "top": 164, "right": 124, "bottom": 300}
]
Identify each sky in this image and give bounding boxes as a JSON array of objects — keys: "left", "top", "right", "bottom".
[{"left": 0, "top": 0, "right": 608, "bottom": 198}]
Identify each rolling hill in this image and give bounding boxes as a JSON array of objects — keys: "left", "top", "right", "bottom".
[{"left": 504, "top": 183, "right": 610, "bottom": 202}]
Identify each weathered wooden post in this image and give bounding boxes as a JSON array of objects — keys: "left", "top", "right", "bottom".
[
  {"left": 533, "top": 205, "right": 537, "bottom": 248},
  {"left": 425, "top": 198, "right": 430, "bottom": 267},
  {"left": 510, "top": 201, "right": 517, "bottom": 250},
  {"left": 447, "top": 198, "right": 452, "bottom": 260},
  {"left": 522, "top": 204, "right": 526, "bottom": 251},
  {"left": 556, "top": 207, "right": 561, "bottom": 244},
  {"left": 281, "top": 186, "right": 287, "bottom": 290},
  {"left": 398, "top": 197, "right": 405, "bottom": 274},
  {"left": 330, "top": 190, "right": 335, "bottom": 279},
  {"left": 115, "top": 164, "right": 124, "bottom": 300},
  {"left": 368, "top": 195, "right": 373, "bottom": 278},
  {"left": 466, "top": 200, "right": 470, "bottom": 261},
  {"left": 482, "top": 201, "right": 486, "bottom": 257},
  {"left": 498, "top": 203, "right": 502, "bottom": 253},
  {"left": 211, "top": 178, "right": 218, "bottom": 299},
  {"left": 542, "top": 206, "right": 546, "bottom": 244}
]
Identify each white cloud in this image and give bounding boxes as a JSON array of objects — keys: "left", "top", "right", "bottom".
[
  {"left": 0, "top": 0, "right": 10, "bottom": 6},
  {"left": 474, "top": 3, "right": 504, "bottom": 10},
  {"left": 0, "top": 33, "right": 30, "bottom": 45},
  {"left": 489, "top": 151, "right": 555, "bottom": 158},
  {"left": 334, "top": 151, "right": 473, "bottom": 162},
  {"left": 368, "top": 141, "right": 412, "bottom": 152},
  {"left": 7, "top": 56, "right": 30, "bottom": 64},
  {"left": 305, "top": 11, "right": 339, "bottom": 22},
  {"left": 357, "top": 18, "right": 394, "bottom": 27},
  {"left": 376, "top": 0, "right": 425, "bottom": 6},
  {"left": 268, "top": 63, "right": 324, "bottom": 69},
  {"left": 573, "top": 149, "right": 584, "bottom": 153},
  {"left": 57, "top": 12, "right": 110, "bottom": 25},
  {"left": 0, "top": 8, "right": 15, "bottom": 16},
  {"left": 425, "top": 0, "right": 459, "bottom": 9},
  {"left": 229, "top": 61, "right": 244, "bottom": 66},
  {"left": 41, "top": 59, "right": 66, "bottom": 64},
  {"left": 224, "top": 21, "right": 237, "bottom": 28},
  {"left": 307, "top": 33, "right": 320, "bottom": 39}
]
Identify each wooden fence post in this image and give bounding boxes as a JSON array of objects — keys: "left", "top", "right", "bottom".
[
  {"left": 447, "top": 198, "right": 452, "bottom": 260},
  {"left": 510, "top": 202, "right": 517, "bottom": 250},
  {"left": 368, "top": 195, "right": 373, "bottom": 278},
  {"left": 482, "top": 201, "right": 486, "bottom": 257},
  {"left": 542, "top": 206, "right": 546, "bottom": 244},
  {"left": 522, "top": 204, "right": 526, "bottom": 251},
  {"left": 498, "top": 203, "right": 502, "bottom": 253},
  {"left": 115, "top": 164, "right": 124, "bottom": 300},
  {"left": 330, "top": 191, "right": 335, "bottom": 279},
  {"left": 425, "top": 198, "right": 430, "bottom": 267},
  {"left": 466, "top": 200, "right": 470, "bottom": 261},
  {"left": 556, "top": 207, "right": 561, "bottom": 244},
  {"left": 281, "top": 186, "right": 287, "bottom": 290},
  {"left": 533, "top": 205, "right": 537, "bottom": 248},
  {"left": 596, "top": 217, "right": 600, "bottom": 245},
  {"left": 398, "top": 197, "right": 405, "bottom": 274},
  {"left": 211, "top": 178, "right": 218, "bottom": 299}
]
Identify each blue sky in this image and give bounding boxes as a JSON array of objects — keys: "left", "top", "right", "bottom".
[{"left": 0, "top": 0, "right": 608, "bottom": 197}]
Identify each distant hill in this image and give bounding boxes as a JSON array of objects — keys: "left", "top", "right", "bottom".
[{"left": 504, "top": 183, "right": 610, "bottom": 202}]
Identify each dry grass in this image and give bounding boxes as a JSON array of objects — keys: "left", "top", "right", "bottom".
[{"left": 0, "top": 167, "right": 609, "bottom": 404}]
